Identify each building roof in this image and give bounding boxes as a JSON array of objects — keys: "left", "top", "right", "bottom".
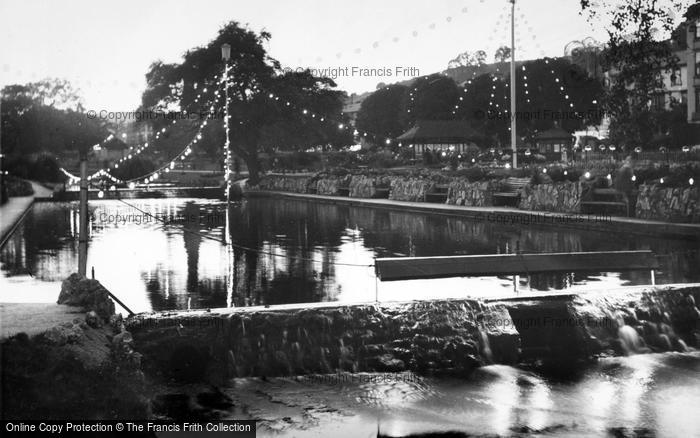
[
  {"left": 534, "top": 127, "right": 573, "bottom": 141},
  {"left": 396, "top": 120, "right": 483, "bottom": 143}
]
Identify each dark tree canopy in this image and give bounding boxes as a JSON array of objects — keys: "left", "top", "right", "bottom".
[
  {"left": 580, "top": 0, "right": 691, "bottom": 145},
  {"left": 355, "top": 84, "right": 408, "bottom": 142},
  {"left": 139, "top": 21, "right": 351, "bottom": 183},
  {"left": 1, "top": 79, "right": 106, "bottom": 157}
]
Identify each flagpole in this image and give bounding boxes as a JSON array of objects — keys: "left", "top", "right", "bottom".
[{"left": 510, "top": 0, "right": 517, "bottom": 169}]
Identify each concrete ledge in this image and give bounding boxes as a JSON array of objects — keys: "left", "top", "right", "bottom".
[{"left": 246, "top": 190, "right": 700, "bottom": 239}]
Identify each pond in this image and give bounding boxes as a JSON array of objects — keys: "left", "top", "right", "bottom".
[{"left": 1, "top": 197, "right": 698, "bottom": 313}]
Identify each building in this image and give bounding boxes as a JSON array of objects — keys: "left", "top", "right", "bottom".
[
  {"left": 652, "top": 6, "right": 700, "bottom": 124},
  {"left": 533, "top": 126, "right": 574, "bottom": 160},
  {"left": 396, "top": 120, "right": 483, "bottom": 158}
]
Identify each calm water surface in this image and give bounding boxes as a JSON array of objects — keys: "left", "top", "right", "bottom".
[{"left": 1, "top": 198, "right": 698, "bottom": 313}]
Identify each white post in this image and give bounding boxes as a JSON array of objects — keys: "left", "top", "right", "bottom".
[
  {"left": 78, "top": 151, "right": 88, "bottom": 277},
  {"left": 510, "top": 0, "right": 517, "bottom": 169}
]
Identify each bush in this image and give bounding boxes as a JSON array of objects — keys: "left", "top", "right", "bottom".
[
  {"left": 5, "top": 155, "right": 65, "bottom": 183},
  {"left": 4, "top": 175, "right": 34, "bottom": 198}
]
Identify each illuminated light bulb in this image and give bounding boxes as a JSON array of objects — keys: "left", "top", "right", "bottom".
[
  {"left": 385, "top": 139, "right": 391, "bottom": 145},
  {"left": 165, "top": 168, "right": 170, "bottom": 173},
  {"left": 585, "top": 172, "right": 591, "bottom": 179},
  {"left": 115, "top": 164, "right": 119, "bottom": 168},
  {"left": 153, "top": 173, "right": 159, "bottom": 180},
  {"left": 505, "top": 163, "right": 511, "bottom": 169},
  {"left": 161, "top": 128, "right": 166, "bottom": 133},
  {"left": 338, "top": 123, "right": 344, "bottom": 129},
  {"left": 109, "top": 185, "right": 116, "bottom": 191},
  {"left": 128, "top": 154, "right": 132, "bottom": 159},
  {"left": 606, "top": 174, "right": 612, "bottom": 180},
  {"left": 563, "top": 170, "right": 568, "bottom": 176},
  {"left": 471, "top": 158, "right": 476, "bottom": 163},
  {"left": 268, "top": 93, "right": 274, "bottom": 98},
  {"left": 542, "top": 168, "right": 547, "bottom": 174},
  {"left": 660, "top": 178, "right": 664, "bottom": 184},
  {"left": 97, "top": 190, "right": 104, "bottom": 198},
  {"left": 631, "top": 175, "right": 636, "bottom": 182},
  {"left": 303, "top": 109, "right": 308, "bottom": 114},
  {"left": 129, "top": 182, "right": 136, "bottom": 189},
  {"left": 690, "top": 178, "right": 695, "bottom": 186}
]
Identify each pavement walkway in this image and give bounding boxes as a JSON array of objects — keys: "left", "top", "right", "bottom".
[{"left": 247, "top": 190, "right": 700, "bottom": 238}]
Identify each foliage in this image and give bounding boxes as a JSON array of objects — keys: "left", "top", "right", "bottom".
[
  {"left": 355, "top": 84, "right": 408, "bottom": 142},
  {"left": 579, "top": 0, "right": 691, "bottom": 146},
  {"left": 448, "top": 50, "right": 488, "bottom": 69},
  {"left": 3, "top": 175, "right": 35, "bottom": 198},
  {"left": 1, "top": 79, "right": 107, "bottom": 158},
  {"left": 494, "top": 46, "right": 512, "bottom": 63},
  {"left": 139, "top": 22, "right": 352, "bottom": 184},
  {"left": 5, "top": 155, "right": 65, "bottom": 183}
]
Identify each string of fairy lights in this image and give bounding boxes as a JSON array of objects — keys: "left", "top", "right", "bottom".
[{"left": 60, "top": 74, "right": 226, "bottom": 187}]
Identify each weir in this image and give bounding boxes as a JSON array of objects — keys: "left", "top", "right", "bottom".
[{"left": 126, "top": 284, "right": 700, "bottom": 385}]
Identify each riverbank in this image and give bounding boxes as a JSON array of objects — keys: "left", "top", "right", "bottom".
[
  {"left": 0, "top": 274, "right": 149, "bottom": 421},
  {"left": 247, "top": 190, "right": 700, "bottom": 239},
  {"left": 0, "top": 181, "right": 53, "bottom": 249}
]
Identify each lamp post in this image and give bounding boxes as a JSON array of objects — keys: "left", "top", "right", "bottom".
[
  {"left": 78, "top": 148, "right": 88, "bottom": 277},
  {"left": 221, "top": 43, "right": 235, "bottom": 307}
]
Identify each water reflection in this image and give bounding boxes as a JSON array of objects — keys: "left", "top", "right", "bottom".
[{"left": 1, "top": 198, "right": 698, "bottom": 312}]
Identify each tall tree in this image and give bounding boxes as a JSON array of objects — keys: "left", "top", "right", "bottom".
[
  {"left": 1, "top": 79, "right": 105, "bottom": 157},
  {"left": 355, "top": 84, "right": 408, "bottom": 143},
  {"left": 140, "top": 22, "right": 350, "bottom": 184},
  {"left": 448, "top": 50, "right": 488, "bottom": 69},
  {"left": 404, "top": 74, "right": 461, "bottom": 125},
  {"left": 494, "top": 46, "right": 512, "bottom": 63},
  {"left": 579, "top": 0, "right": 691, "bottom": 145}
]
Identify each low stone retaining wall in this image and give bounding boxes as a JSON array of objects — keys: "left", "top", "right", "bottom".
[
  {"left": 127, "top": 286, "right": 700, "bottom": 385},
  {"left": 252, "top": 175, "right": 614, "bottom": 217},
  {"left": 388, "top": 177, "right": 434, "bottom": 202},
  {"left": 635, "top": 185, "right": 700, "bottom": 223},
  {"left": 446, "top": 180, "right": 498, "bottom": 206},
  {"left": 256, "top": 175, "right": 311, "bottom": 193},
  {"left": 518, "top": 181, "right": 582, "bottom": 214},
  {"left": 128, "top": 300, "right": 519, "bottom": 382},
  {"left": 316, "top": 177, "right": 341, "bottom": 195}
]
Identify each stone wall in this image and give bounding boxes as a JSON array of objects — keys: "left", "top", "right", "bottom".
[
  {"left": 127, "top": 287, "right": 700, "bottom": 384},
  {"left": 348, "top": 175, "right": 377, "bottom": 198},
  {"left": 388, "top": 177, "right": 435, "bottom": 202},
  {"left": 518, "top": 182, "right": 582, "bottom": 214},
  {"left": 316, "top": 178, "right": 341, "bottom": 195},
  {"left": 635, "top": 185, "right": 700, "bottom": 223},
  {"left": 256, "top": 176, "right": 311, "bottom": 193},
  {"left": 446, "top": 180, "right": 498, "bottom": 206},
  {"left": 128, "top": 299, "right": 519, "bottom": 382}
]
